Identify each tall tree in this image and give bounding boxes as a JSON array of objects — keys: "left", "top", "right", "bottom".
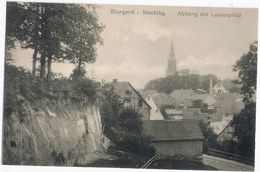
[
  {"left": 63, "top": 5, "right": 104, "bottom": 79},
  {"left": 233, "top": 41, "right": 257, "bottom": 104},
  {"left": 5, "top": 2, "right": 27, "bottom": 62},
  {"left": 232, "top": 41, "right": 257, "bottom": 160},
  {"left": 6, "top": 2, "right": 103, "bottom": 79}
]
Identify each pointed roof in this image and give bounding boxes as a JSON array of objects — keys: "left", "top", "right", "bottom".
[
  {"left": 170, "top": 38, "right": 174, "bottom": 56},
  {"left": 108, "top": 81, "right": 151, "bottom": 109},
  {"left": 170, "top": 89, "right": 197, "bottom": 101},
  {"left": 149, "top": 93, "right": 176, "bottom": 108}
]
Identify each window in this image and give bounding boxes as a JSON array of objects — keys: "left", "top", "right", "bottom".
[
  {"left": 126, "top": 90, "right": 131, "bottom": 95},
  {"left": 138, "top": 99, "right": 142, "bottom": 107},
  {"left": 124, "top": 99, "right": 131, "bottom": 108}
]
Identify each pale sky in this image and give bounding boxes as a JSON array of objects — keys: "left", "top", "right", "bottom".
[{"left": 12, "top": 5, "right": 258, "bottom": 89}]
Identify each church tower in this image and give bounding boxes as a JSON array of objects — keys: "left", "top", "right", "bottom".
[{"left": 166, "top": 39, "right": 177, "bottom": 77}]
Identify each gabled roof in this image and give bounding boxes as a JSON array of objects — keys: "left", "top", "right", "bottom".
[
  {"left": 143, "top": 120, "right": 204, "bottom": 141},
  {"left": 108, "top": 81, "right": 151, "bottom": 109},
  {"left": 215, "top": 93, "right": 244, "bottom": 114},
  {"left": 139, "top": 90, "right": 158, "bottom": 99},
  {"left": 149, "top": 93, "right": 176, "bottom": 109},
  {"left": 170, "top": 89, "right": 197, "bottom": 101}
]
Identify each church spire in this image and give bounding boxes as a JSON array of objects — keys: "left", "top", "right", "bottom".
[{"left": 166, "top": 38, "right": 177, "bottom": 77}]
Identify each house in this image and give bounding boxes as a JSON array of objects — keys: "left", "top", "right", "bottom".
[
  {"left": 217, "top": 121, "right": 236, "bottom": 142},
  {"left": 209, "top": 93, "right": 244, "bottom": 134},
  {"left": 213, "top": 81, "right": 229, "bottom": 94},
  {"left": 164, "top": 109, "right": 183, "bottom": 120},
  {"left": 145, "top": 94, "right": 164, "bottom": 120},
  {"left": 143, "top": 120, "right": 204, "bottom": 159},
  {"left": 210, "top": 113, "right": 234, "bottom": 135},
  {"left": 145, "top": 93, "right": 176, "bottom": 120},
  {"left": 182, "top": 108, "right": 200, "bottom": 119},
  {"left": 170, "top": 89, "right": 197, "bottom": 102},
  {"left": 108, "top": 79, "right": 151, "bottom": 120},
  {"left": 170, "top": 89, "right": 208, "bottom": 109}
]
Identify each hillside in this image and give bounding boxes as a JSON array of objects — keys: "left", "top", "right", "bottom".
[
  {"left": 144, "top": 74, "right": 218, "bottom": 94},
  {"left": 2, "top": 65, "right": 109, "bottom": 165}
]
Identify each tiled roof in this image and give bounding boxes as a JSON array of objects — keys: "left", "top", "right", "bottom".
[
  {"left": 108, "top": 81, "right": 151, "bottom": 109},
  {"left": 139, "top": 90, "right": 158, "bottom": 99},
  {"left": 215, "top": 93, "right": 244, "bottom": 114},
  {"left": 143, "top": 120, "right": 204, "bottom": 141},
  {"left": 150, "top": 93, "right": 176, "bottom": 108},
  {"left": 170, "top": 89, "right": 197, "bottom": 101}
]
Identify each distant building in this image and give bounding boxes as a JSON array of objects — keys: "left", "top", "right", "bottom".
[
  {"left": 145, "top": 94, "right": 164, "bottom": 120},
  {"left": 170, "top": 89, "right": 197, "bottom": 108},
  {"left": 166, "top": 39, "right": 177, "bottom": 77},
  {"left": 211, "top": 113, "right": 234, "bottom": 135},
  {"left": 143, "top": 120, "right": 204, "bottom": 159},
  {"left": 108, "top": 79, "right": 151, "bottom": 120},
  {"left": 145, "top": 93, "right": 176, "bottom": 120},
  {"left": 217, "top": 122, "right": 236, "bottom": 142},
  {"left": 179, "top": 69, "right": 190, "bottom": 76},
  {"left": 213, "top": 81, "right": 229, "bottom": 94}
]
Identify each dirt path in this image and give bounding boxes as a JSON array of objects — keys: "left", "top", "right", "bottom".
[{"left": 202, "top": 154, "right": 254, "bottom": 171}]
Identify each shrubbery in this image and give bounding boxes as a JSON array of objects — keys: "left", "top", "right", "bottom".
[
  {"left": 198, "top": 120, "right": 220, "bottom": 153},
  {"left": 4, "top": 64, "right": 98, "bottom": 117},
  {"left": 100, "top": 87, "right": 155, "bottom": 156}
]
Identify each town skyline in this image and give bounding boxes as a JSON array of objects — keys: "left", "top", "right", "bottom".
[{"left": 12, "top": 5, "right": 258, "bottom": 89}]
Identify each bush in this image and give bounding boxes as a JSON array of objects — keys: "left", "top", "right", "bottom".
[
  {"left": 100, "top": 89, "right": 155, "bottom": 156},
  {"left": 198, "top": 120, "right": 220, "bottom": 153},
  {"left": 3, "top": 64, "right": 98, "bottom": 117}
]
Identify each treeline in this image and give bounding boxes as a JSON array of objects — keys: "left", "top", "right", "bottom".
[
  {"left": 144, "top": 74, "right": 218, "bottom": 94},
  {"left": 6, "top": 2, "right": 103, "bottom": 79}
]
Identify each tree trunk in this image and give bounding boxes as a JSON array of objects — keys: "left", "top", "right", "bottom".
[
  {"left": 47, "top": 54, "right": 52, "bottom": 80},
  {"left": 39, "top": 4, "right": 47, "bottom": 79},
  {"left": 32, "top": 49, "right": 37, "bottom": 77},
  {"left": 40, "top": 52, "right": 46, "bottom": 78},
  {"left": 32, "top": 4, "right": 40, "bottom": 78},
  {"left": 78, "top": 58, "right": 82, "bottom": 71}
]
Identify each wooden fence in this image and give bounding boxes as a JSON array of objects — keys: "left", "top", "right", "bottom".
[{"left": 207, "top": 148, "right": 254, "bottom": 165}]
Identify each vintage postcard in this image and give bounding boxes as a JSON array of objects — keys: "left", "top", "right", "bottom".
[{"left": 1, "top": 1, "right": 258, "bottom": 171}]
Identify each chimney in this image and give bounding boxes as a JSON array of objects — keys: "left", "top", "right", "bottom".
[{"left": 113, "top": 79, "right": 118, "bottom": 83}]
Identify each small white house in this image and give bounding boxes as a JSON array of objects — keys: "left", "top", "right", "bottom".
[
  {"left": 213, "top": 81, "right": 228, "bottom": 94},
  {"left": 145, "top": 95, "right": 164, "bottom": 120},
  {"left": 145, "top": 93, "right": 177, "bottom": 120}
]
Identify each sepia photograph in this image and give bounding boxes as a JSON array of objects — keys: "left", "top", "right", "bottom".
[{"left": 1, "top": 1, "right": 258, "bottom": 171}]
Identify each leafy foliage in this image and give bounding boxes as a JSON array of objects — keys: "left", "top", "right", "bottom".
[
  {"left": 144, "top": 74, "right": 218, "bottom": 94},
  {"left": 191, "top": 99, "right": 202, "bottom": 108},
  {"left": 4, "top": 64, "right": 98, "bottom": 117},
  {"left": 100, "top": 88, "right": 155, "bottom": 156},
  {"left": 233, "top": 41, "right": 257, "bottom": 104},
  {"left": 5, "top": 2, "right": 104, "bottom": 79},
  {"left": 199, "top": 121, "right": 219, "bottom": 153},
  {"left": 232, "top": 102, "right": 256, "bottom": 158},
  {"left": 231, "top": 41, "right": 257, "bottom": 161}
]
